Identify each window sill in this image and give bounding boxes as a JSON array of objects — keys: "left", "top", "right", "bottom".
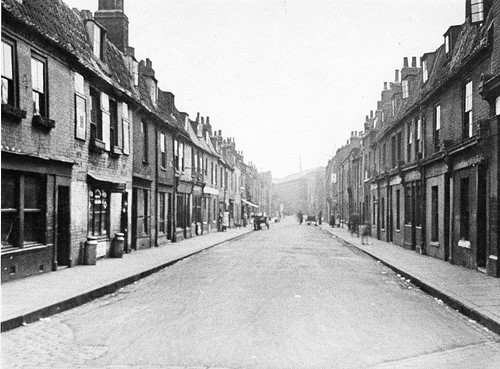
[
  {"left": 1, "top": 243, "right": 52, "bottom": 256},
  {"left": 32, "top": 115, "right": 55, "bottom": 130},
  {"left": 90, "top": 138, "right": 106, "bottom": 153},
  {"left": 458, "top": 239, "right": 471, "bottom": 248},
  {"left": 110, "top": 146, "right": 122, "bottom": 157},
  {"left": 429, "top": 241, "right": 440, "bottom": 248},
  {"left": 2, "top": 104, "right": 26, "bottom": 122}
]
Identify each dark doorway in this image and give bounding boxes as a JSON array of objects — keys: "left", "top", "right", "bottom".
[
  {"left": 477, "top": 167, "right": 487, "bottom": 269},
  {"left": 56, "top": 186, "right": 70, "bottom": 267},
  {"left": 388, "top": 188, "right": 394, "bottom": 243},
  {"left": 131, "top": 188, "right": 138, "bottom": 250},
  {"left": 121, "top": 192, "right": 129, "bottom": 252}
]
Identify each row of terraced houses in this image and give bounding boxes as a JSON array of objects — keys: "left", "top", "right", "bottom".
[
  {"left": 325, "top": 0, "right": 500, "bottom": 277},
  {"left": 1, "top": 0, "right": 273, "bottom": 282}
]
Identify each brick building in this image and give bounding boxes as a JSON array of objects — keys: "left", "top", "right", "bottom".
[
  {"left": 326, "top": 0, "right": 500, "bottom": 277},
  {"left": 1, "top": 0, "right": 272, "bottom": 282}
]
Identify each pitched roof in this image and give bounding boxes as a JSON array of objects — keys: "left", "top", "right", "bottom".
[{"left": 2, "top": 0, "right": 136, "bottom": 97}]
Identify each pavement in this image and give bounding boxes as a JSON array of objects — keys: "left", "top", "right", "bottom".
[
  {"left": 319, "top": 223, "right": 500, "bottom": 336},
  {"left": 2, "top": 220, "right": 500, "bottom": 338},
  {"left": 1, "top": 227, "right": 252, "bottom": 332}
]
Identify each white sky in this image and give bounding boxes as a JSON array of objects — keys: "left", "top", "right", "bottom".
[{"left": 64, "top": 0, "right": 465, "bottom": 178}]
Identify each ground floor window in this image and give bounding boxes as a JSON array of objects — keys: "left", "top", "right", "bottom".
[
  {"left": 2, "top": 171, "right": 45, "bottom": 248},
  {"left": 396, "top": 189, "right": 401, "bottom": 231},
  {"left": 88, "top": 186, "right": 109, "bottom": 237},
  {"left": 381, "top": 197, "right": 385, "bottom": 230}
]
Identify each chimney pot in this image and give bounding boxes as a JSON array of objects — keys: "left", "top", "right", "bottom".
[
  {"left": 412, "top": 57, "right": 417, "bottom": 67},
  {"left": 146, "top": 58, "right": 152, "bottom": 68},
  {"left": 370, "top": 110, "right": 374, "bottom": 118},
  {"left": 365, "top": 115, "right": 369, "bottom": 121},
  {"left": 196, "top": 112, "right": 200, "bottom": 122},
  {"left": 395, "top": 69, "right": 399, "bottom": 83},
  {"left": 384, "top": 82, "right": 388, "bottom": 90},
  {"left": 201, "top": 117, "right": 204, "bottom": 124},
  {"left": 403, "top": 57, "right": 409, "bottom": 67}
]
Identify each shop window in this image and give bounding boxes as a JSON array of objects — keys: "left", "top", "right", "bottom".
[
  {"left": 88, "top": 187, "right": 109, "bottom": 237},
  {"left": 1, "top": 171, "right": 45, "bottom": 248}
]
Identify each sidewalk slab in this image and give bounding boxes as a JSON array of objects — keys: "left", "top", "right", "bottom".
[
  {"left": 1, "top": 227, "right": 252, "bottom": 332},
  {"left": 320, "top": 224, "right": 500, "bottom": 336}
]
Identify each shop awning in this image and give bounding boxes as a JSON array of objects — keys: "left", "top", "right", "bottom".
[
  {"left": 242, "top": 199, "right": 259, "bottom": 208},
  {"left": 88, "top": 173, "right": 126, "bottom": 192}
]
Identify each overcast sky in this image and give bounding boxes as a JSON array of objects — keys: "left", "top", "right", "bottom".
[{"left": 65, "top": 0, "right": 464, "bottom": 179}]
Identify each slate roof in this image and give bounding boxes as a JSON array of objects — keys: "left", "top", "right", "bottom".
[{"left": 2, "top": 0, "right": 137, "bottom": 98}]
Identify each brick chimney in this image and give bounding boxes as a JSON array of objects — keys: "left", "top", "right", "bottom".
[{"left": 94, "top": 0, "right": 129, "bottom": 52}]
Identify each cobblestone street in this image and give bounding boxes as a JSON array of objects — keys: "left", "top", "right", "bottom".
[{"left": 3, "top": 219, "right": 500, "bottom": 369}]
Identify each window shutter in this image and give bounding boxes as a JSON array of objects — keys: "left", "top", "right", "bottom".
[{"left": 101, "top": 93, "right": 110, "bottom": 150}]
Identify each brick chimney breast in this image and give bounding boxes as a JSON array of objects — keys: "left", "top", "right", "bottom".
[{"left": 94, "top": 0, "right": 129, "bottom": 52}]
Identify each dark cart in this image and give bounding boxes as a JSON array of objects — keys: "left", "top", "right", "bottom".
[{"left": 253, "top": 214, "right": 270, "bottom": 230}]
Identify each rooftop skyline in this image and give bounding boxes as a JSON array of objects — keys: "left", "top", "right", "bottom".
[{"left": 64, "top": 0, "right": 465, "bottom": 178}]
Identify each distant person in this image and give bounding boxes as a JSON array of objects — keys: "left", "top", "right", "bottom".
[
  {"left": 361, "top": 222, "right": 371, "bottom": 245},
  {"left": 318, "top": 211, "right": 323, "bottom": 225},
  {"left": 298, "top": 210, "right": 303, "bottom": 225}
]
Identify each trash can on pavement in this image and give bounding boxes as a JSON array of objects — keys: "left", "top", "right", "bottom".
[
  {"left": 110, "top": 233, "right": 125, "bottom": 258},
  {"left": 84, "top": 237, "right": 97, "bottom": 265}
]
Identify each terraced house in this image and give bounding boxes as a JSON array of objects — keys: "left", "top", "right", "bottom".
[
  {"left": 1, "top": 0, "right": 272, "bottom": 282},
  {"left": 326, "top": 0, "right": 500, "bottom": 277}
]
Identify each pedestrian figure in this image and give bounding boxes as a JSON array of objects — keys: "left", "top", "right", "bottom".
[
  {"left": 298, "top": 210, "right": 303, "bottom": 225},
  {"left": 318, "top": 211, "right": 323, "bottom": 225},
  {"left": 361, "top": 222, "right": 371, "bottom": 245},
  {"left": 243, "top": 212, "right": 248, "bottom": 227},
  {"left": 349, "top": 213, "right": 360, "bottom": 237},
  {"left": 218, "top": 210, "right": 223, "bottom": 232}
]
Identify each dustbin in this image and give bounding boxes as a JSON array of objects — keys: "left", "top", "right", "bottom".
[
  {"left": 110, "top": 233, "right": 125, "bottom": 258},
  {"left": 84, "top": 236, "right": 97, "bottom": 265}
]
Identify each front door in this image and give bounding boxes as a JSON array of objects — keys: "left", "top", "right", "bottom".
[
  {"left": 121, "top": 192, "right": 129, "bottom": 252},
  {"left": 388, "top": 188, "right": 393, "bottom": 242},
  {"left": 56, "top": 186, "right": 70, "bottom": 267}
]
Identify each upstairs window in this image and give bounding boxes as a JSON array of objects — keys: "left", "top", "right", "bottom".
[
  {"left": 141, "top": 120, "right": 148, "bottom": 163},
  {"left": 109, "top": 99, "right": 118, "bottom": 148},
  {"left": 74, "top": 72, "right": 86, "bottom": 140},
  {"left": 471, "top": 0, "right": 484, "bottom": 23},
  {"left": 90, "top": 88, "right": 102, "bottom": 141},
  {"left": 31, "top": 55, "right": 47, "bottom": 117},
  {"left": 434, "top": 105, "right": 441, "bottom": 151},
  {"left": 160, "top": 132, "right": 167, "bottom": 168},
  {"left": 402, "top": 80, "right": 409, "bottom": 99},
  {"left": 422, "top": 60, "right": 428, "bottom": 83},
  {"left": 2, "top": 40, "right": 15, "bottom": 106},
  {"left": 464, "top": 81, "right": 473, "bottom": 138},
  {"left": 391, "top": 99, "right": 396, "bottom": 116},
  {"left": 407, "top": 122, "right": 413, "bottom": 162},
  {"left": 444, "top": 35, "right": 450, "bottom": 55},
  {"left": 415, "top": 118, "right": 422, "bottom": 156},
  {"left": 86, "top": 21, "right": 104, "bottom": 60}
]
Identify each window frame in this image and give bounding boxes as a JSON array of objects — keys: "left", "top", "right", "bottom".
[
  {"left": 464, "top": 81, "right": 473, "bottom": 138},
  {"left": 2, "top": 171, "right": 46, "bottom": 248},
  {"left": 2, "top": 38, "right": 17, "bottom": 107},
  {"left": 88, "top": 186, "right": 109, "bottom": 238},
  {"left": 434, "top": 104, "right": 441, "bottom": 151},
  {"left": 31, "top": 53, "right": 48, "bottom": 118}
]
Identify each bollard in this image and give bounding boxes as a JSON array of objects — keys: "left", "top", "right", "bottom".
[
  {"left": 110, "top": 233, "right": 125, "bottom": 258},
  {"left": 84, "top": 237, "right": 97, "bottom": 265}
]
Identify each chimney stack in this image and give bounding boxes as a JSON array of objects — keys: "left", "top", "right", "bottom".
[
  {"left": 403, "top": 57, "right": 409, "bottom": 67},
  {"left": 412, "top": 56, "right": 417, "bottom": 67},
  {"left": 94, "top": 0, "right": 129, "bottom": 52}
]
